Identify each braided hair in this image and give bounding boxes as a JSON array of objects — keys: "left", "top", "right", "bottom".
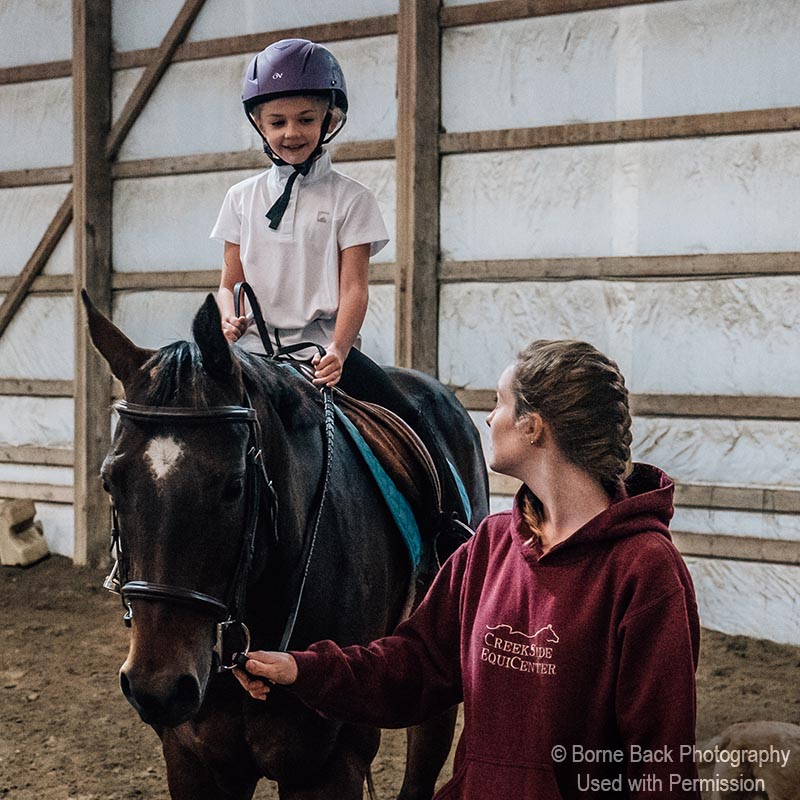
[{"left": 511, "top": 340, "right": 632, "bottom": 537}]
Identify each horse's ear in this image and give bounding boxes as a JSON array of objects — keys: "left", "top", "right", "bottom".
[
  {"left": 81, "top": 289, "right": 153, "bottom": 387},
  {"left": 193, "top": 294, "right": 234, "bottom": 380}
]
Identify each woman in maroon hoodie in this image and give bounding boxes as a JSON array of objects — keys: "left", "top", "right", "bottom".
[{"left": 236, "top": 340, "right": 702, "bottom": 799}]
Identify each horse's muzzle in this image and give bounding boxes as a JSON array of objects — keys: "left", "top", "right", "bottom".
[{"left": 120, "top": 665, "right": 202, "bottom": 728}]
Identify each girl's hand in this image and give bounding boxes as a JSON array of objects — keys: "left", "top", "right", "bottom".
[
  {"left": 312, "top": 346, "right": 345, "bottom": 387},
  {"left": 222, "top": 314, "right": 248, "bottom": 343},
  {"left": 233, "top": 651, "right": 298, "bottom": 701}
]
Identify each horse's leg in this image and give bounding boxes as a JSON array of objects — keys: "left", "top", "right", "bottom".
[
  {"left": 161, "top": 729, "right": 258, "bottom": 800},
  {"left": 397, "top": 706, "right": 458, "bottom": 800},
  {"left": 277, "top": 724, "right": 380, "bottom": 800}
]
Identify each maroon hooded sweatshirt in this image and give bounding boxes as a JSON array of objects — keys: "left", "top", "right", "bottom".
[{"left": 291, "top": 464, "right": 701, "bottom": 799}]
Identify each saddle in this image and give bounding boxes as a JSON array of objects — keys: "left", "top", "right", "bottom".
[{"left": 334, "top": 389, "right": 443, "bottom": 530}]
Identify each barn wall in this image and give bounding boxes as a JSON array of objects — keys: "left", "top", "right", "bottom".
[
  {"left": 438, "top": 1, "right": 800, "bottom": 644},
  {"left": 0, "top": 1, "right": 797, "bottom": 642}
]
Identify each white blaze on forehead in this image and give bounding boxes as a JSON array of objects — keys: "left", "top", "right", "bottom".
[{"left": 144, "top": 436, "right": 184, "bottom": 481}]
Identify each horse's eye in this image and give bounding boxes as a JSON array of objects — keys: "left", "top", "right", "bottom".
[{"left": 221, "top": 477, "right": 244, "bottom": 503}]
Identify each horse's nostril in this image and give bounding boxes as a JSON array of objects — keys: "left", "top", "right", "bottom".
[
  {"left": 119, "top": 667, "right": 201, "bottom": 726},
  {"left": 120, "top": 669, "right": 133, "bottom": 700}
]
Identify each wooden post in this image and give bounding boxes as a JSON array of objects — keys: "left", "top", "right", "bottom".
[
  {"left": 72, "top": 0, "right": 113, "bottom": 566},
  {"left": 395, "top": 0, "right": 441, "bottom": 374}
]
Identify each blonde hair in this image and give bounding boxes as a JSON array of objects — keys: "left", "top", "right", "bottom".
[{"left": 511, "top": 340, "right": 633, "bottom": 538}]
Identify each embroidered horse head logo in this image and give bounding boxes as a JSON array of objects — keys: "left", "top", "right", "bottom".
[{"left": 533, "top": 624, "right": 560, "bottom": 643}]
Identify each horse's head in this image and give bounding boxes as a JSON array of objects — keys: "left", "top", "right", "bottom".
[{"left": 84, "top": 292, "right": 267, "bottom": 727}]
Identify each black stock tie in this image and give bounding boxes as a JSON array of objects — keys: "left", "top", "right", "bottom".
[{"left": 266, "top": 164, "right": 310, "bottom": 230}]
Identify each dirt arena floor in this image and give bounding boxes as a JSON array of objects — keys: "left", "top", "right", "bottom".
[{"left": 1, "top": 555, "right": 799, "bottom": 799}]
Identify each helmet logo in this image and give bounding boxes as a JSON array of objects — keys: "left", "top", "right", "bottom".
[{"left": 272, "top": 72, "right": 283, "bottom": 80}]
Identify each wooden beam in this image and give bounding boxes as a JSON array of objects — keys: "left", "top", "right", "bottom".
[
  {"left": 454, "top": 388, "right": 800, "bottom": 421},
  {"left": 441, "top": 0, "right": 679, "bottom": 28},
  {"left": 0, "top": 482, "right": 73, "bottom": 504},
  {"left": 0, "top": 192, "right": 73, "bottom": 339},
  {"left": 111, "top": 140, "right": 394, "bottom": 180},
  {"left": 630, "top": 395, "right": 800, "bottom": 421},
  {"left": 105, "top": 0, "right": 208, "bottom": 162},
  {"left": 111, "top": 16, "right": 399, "bottom": 70},
  {"left": 0, "top": 166, "right": 72, "bottom": 189},
  {"left": 1, "top": 266, "right": 396, "bottom": 296},
  {"left": 395, "top": 0, "right": 441, "bottom": 375},
  {"left": 440, "top": 108, "right": 800, "bottom": 154},
  {"left": 0, "top": 275, "right": 73, "bottom": 294},
  {"left": 0, "top": 379, "right": 73, "bottom": 397},
  {"left": 0, "top": 61, "right": 72, "bottom": 85},
  {"left": 112, "top": 270, "right": 219, "bottom": 291},
  {"left": 439, "top": 252, "right": 800, "bottom": 282},
  {"left": 0, "top": 446, "right": 73, "bottom": 467},
  {"left": 675, "top": 484, "right": 800, "bottom": 515},
  {"left": 72, "top": 0, "right": 113, "bottom": 567},
  {"left": 672, "top": 531, "right": 800, "bottom": 567}
]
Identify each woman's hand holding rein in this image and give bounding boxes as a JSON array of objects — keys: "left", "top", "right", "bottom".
[{"left": 234, "top": 651, "right": 298, "bottom": 700}]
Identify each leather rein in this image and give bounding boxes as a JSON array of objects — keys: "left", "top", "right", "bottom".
[{"left": 103, "top": 282, "right": 335, "bottom": 670}]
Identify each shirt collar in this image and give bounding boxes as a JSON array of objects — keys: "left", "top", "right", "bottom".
[{"left": 270, "top": 149, "right": 332, "bottom": 189}]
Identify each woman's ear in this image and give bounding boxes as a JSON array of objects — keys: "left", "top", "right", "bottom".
[{"left": 524, "top": 412, "right": 546, "bottom": 446}]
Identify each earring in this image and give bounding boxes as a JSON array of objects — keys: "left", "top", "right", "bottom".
[{"left": 529, "top": 437, "right": 535, "bottom": 445}]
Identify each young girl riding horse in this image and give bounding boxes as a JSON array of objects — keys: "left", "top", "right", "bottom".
[{"left": 211, "top": 38, "right": 467, "bottom": 542}]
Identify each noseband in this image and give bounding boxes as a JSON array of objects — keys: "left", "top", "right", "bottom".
[{"left": 104, "top": 398, "right": 275, "bottom": 671}]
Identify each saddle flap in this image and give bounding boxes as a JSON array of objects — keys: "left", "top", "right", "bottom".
[{"left": 335, "top": 391, "right": 442, "bottom": 523}]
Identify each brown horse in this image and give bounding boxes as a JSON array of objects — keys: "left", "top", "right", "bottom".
[{"left": 83, "top": 292, "right": 489, "bottom": 799}]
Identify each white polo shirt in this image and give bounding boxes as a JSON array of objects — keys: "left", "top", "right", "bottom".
[{"left": 210, "top": 151, "right": 389, "bottom": 354}]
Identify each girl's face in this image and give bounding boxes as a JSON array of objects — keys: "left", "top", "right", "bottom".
[
  {"left": 486, "top": 364, "right": 534, "bottom": 479},
  {"left": 254, "top": 96, "right": 331, "bottom": 165}
]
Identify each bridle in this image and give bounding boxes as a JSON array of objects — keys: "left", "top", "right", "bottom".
[
  {"left": 103, "top": 343, "right": 336, "bottom": 671},
  {"left": 104, "top": 397, "right": 276, "bottom": 671}
]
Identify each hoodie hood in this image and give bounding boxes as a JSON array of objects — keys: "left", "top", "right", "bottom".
[{"left": 511, "top": 462, "right": 675, "bottom": 562}]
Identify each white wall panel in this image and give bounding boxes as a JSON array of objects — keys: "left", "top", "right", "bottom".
[
  {"left": 0, "top": 185, "right": 72, "bottom": 276},
  {"left": 438, "top": 279, "right": 800, "bottom": 396},
  {"left": 0, "top": 1, "right": 71, "bottom": 68},
  {"left": 113, "top": 170, "right": 256, "bottom": 272},
  {"left": 112, "top": 0, "right": 186, "bottom": 52},
  {"left": 337, "top": 160, "right": 397, "bottom": 263},
  {"left": 443, "top": 1, "right": 800, "bottom": 133},
  {"left": 324, "top": 38, "right": 398, "bottom": 145},
  {"left": 42, "top": 223, "right": 74, "bottom": 275},
  {"left": 35, "top": 502, "right": 74, "bottom": 559},
  {"left": 114, "top": 38, "right": 397, "bottom": 161},
  {"left": 673, "top": 507, "right": 800, "bottom": 542},
  {"left": 0, "top": 398, "right": 73, "bottom": 447},
  {"left": 0, "top": 465, "right": 72, "bottom": 486},
  {"left": 112, "top": 0, "right": 398, "bottom": 51},
  {"left": 632, "top": 417, "right": 800, "bottom": 488},
  {"left": 189, "top": 0, "right": 398, "bottom": 42},
  {"left": 0, "top": 296, "right": 73, "bottom": 380},
  {"left": 114, "top": 291, "right": 210, "bottom": 350},
  {"left": 441, "top": 133, "right": 800, "bottom": 261},
  {"left": 360, "top": 283, "right": 395, "bottom": 366},
  {"left": 0, "top": 78, "right": 72, "bottom": 170},
  {"left": 686, "top": 558, "right": 800, "bottom": 645},
  {"left": 113, "top": 60, "right": 252, "bottom": 160}
]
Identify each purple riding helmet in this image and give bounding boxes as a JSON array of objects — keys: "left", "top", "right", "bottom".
[{"left": 242, "top": 38, "right": 348, "bottom": 165}]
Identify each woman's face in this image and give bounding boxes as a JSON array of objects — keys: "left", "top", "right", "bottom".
[{"left": 486, "top": 364, "right": 532, "bottom": 479}]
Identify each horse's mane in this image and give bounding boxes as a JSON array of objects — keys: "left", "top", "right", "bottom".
[{"left": 141, "top": 341, "right": 321, "bottom": 430}]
